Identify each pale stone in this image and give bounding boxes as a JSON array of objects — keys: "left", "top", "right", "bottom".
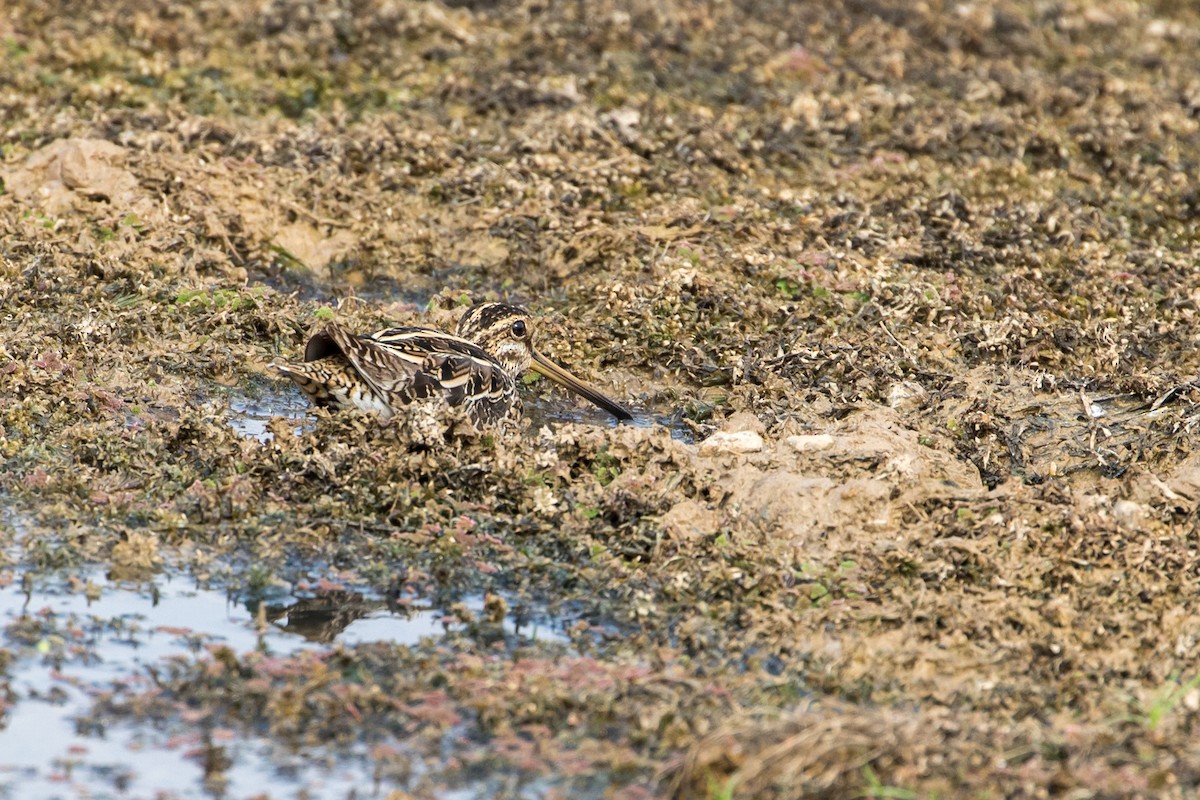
[
  {"left": 699, "top": 430, "right": 764, "bottom": 455},
  {"left": 887, "top": 380, "right": 928, "bottom": 412},
  {"left": 1112, "top": 500, "right": 1147, "bottom": 527},
  {"left": 785, "top": 434, "right": 835, "bottom": 453}
]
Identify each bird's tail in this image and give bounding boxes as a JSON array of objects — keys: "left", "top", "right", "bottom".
[{"left": 272, "top": 360, "right": 332, "bottom": 405}]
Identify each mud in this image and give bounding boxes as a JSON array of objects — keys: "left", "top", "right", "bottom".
[{"left": 4, "top": 0, "right": 1200, "bottom": 797}]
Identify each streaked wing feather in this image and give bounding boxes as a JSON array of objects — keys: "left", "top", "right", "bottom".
[
  {"left": 370, "top": 328, "right": 484, "bottom": 359},
  {"left": 319, "top": 323, "right": 415, "bottom": 403},
  {"left": 422, "top": 352, "right": 510, "bottom": 409},
  {"left": 315, "top": 324, "right": 515, "bottom": 418}
]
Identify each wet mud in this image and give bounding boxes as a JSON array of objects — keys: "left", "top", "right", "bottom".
[{"left": 4, "top": 0, "right": 1200, "bottom": 797}]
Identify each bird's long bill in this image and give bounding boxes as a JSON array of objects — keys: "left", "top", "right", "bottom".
[{"left": 531, "top": 351, "right": 633, "bottom": 422}]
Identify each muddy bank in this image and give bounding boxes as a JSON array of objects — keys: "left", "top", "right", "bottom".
[{"left": 4, "top": 0, "right": 1200, "bottom": 797}]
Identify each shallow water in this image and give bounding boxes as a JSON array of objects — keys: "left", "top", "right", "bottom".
[
  {"left": 0, "top": 570, "right": 368, "bottom": 799},
  {"left": 228, "top": 383, "right": 696, "bottom": 443},
  {"left": 226, "top": 386, "right": 313, "bottom": 443},
  {"left": 524, "top": 395, "right": 697, "bottom": 442},
  {"left": 0, "top": 548, "right": 568, "bottom": 799}
]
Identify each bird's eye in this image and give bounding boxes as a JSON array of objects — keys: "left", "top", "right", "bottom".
[{"left": 510, "top": 319, "right": 527, "bottom": 338}]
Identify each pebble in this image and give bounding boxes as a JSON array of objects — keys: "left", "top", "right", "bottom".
[
  {"left": 785, "top": 434, "right": 835, "bottom": 453},
  {"left": 1111, "top": 500, "right": 1147, "bottom": 527},
  {"left": 699, "top": 430, "right": 765, "bottom": 455},
  {"left": 887, "top": 381, "right": 928, "bottom": 413}
]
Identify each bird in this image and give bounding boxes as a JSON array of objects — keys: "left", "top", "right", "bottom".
[{"left": 276, "top": 302, "right": 633, "bottom": 426}]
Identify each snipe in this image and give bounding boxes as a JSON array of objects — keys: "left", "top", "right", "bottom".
[{"left": 276, "top": 302, "right": 633, "bottom": 426}]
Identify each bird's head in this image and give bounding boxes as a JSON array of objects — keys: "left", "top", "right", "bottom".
[
  {"left": 456, "top": 302, "right": 536, "bottom": 376},
  {"left": 456, "top": 302, "right": 633, "bottom": 422}
]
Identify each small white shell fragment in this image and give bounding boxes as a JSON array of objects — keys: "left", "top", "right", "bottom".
[
  {"left": 1111, "top": 500, "right": 1146, "bottom": 527},
  {"left": 699, "top": 430, "right": 765, "bottom": 455},
  {"left": 887, "top": 381, "right": 928, "bottom": 412},
  {"left": 785, "top": 434, "right": 836, "bottom": 453}
]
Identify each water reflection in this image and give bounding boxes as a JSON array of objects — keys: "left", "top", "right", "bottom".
[
  {"left": 258, "top": 586, "right": 569, "bottom": 647},
  {"left": 260, "top": 588, "right": 390, "bottom": 643},
  {"left": 226, "top": 386, "right": 312, "bottom": 443},
  {"left": 0, "top": 562, "right": 568, "bottom": 799},
  {"left": 226, "top": 384, "right": 696, "bottom": 443}
]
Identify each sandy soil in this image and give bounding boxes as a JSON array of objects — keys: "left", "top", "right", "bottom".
[{"left": 5, "top": 0, "right": 1200, "bottom": 797}]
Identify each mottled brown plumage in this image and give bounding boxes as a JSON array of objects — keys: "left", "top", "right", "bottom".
[{"left": 276, "top": 303, "right": 633, "bottom": 426}]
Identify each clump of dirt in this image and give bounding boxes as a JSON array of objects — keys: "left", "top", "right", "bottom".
[{"left": 5, "top": 0, "right": 1200, "bottom": 796}]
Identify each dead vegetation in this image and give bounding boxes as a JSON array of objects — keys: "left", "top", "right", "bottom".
[{"left": 5, "top": 0, "right": 1200, "bottom": 797}]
